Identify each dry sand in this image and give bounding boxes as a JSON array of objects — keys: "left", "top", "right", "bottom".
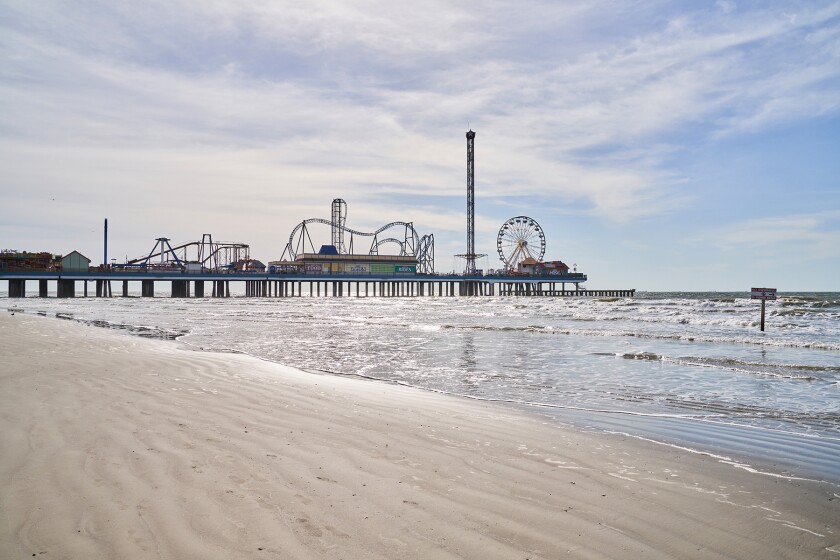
[{"left": 1, "top": 312, "right": 837, "bottom": 559}]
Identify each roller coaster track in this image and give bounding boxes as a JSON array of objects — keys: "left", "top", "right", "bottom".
[
  {"left": 282, "top": 219, "right": 420, "bottom": 261},
  {"left": 372, "top": 238, "right": 408, "bottom": 256},
  {"left": 280, "top": 204, "right": 435, "bottom": 273},
  {"left": 125, "top": 237, "right": 249, "bottom": 270}
]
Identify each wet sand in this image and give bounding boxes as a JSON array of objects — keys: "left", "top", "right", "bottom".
[{"left": 1, "top": 313, "right": 838, "bottom": 559}]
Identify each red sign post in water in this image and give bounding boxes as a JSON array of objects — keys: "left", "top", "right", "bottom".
[{"left": 751, "top": 287, "right": 776, "bottom": 331}]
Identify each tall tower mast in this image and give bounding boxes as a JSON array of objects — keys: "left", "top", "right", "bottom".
[
  {"left": 465, "top": 130, "right": 477, "bottom": 275},
  {"left": 331, "top": 198, "right": 347, "bottom": 253}
]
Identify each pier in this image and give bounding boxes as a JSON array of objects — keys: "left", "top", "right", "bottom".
[
  {"left": 2, "top": 272, "right": 634, "bottom": 299},
  {"left": 2, "top": 130, "right": 639, "bottom": 302}
]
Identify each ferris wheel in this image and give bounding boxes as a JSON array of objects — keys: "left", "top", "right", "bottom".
[{"left": 497, "top": 216, "right": 546, "bottom": 270}]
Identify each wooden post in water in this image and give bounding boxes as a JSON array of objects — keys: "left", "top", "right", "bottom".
[{"left": 760, "top": 300, "right": 766, "bottom": 332}]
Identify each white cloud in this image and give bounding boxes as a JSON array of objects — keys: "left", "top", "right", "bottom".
[{"left": 696, "top": 211, "right": 840, "bottom": 259}]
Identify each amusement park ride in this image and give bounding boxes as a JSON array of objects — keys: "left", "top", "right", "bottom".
[
  {"left": 279, "top": 198, "right": 436, "bottom": 274},
  {"left": 496, "top": 216, "right": 546, "bottom": 271},
  {"left": 116, "top": 235, "right": 250, "bottom": 272}
]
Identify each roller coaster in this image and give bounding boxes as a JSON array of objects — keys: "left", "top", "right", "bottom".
[
  {"left": 119, "top": 234, "right": 250, "bottom": 271},
  {"left": 280, "top": 199, "right": 435, "bottom": 274}
]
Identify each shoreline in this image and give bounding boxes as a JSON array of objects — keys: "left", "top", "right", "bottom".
[
  {"left": 12, "top": 305, "right": 840, "bottom": 485},
  {"left": 2, "top": 312, "right": 838, "bottom": 558},
  {"left": 9, "top": 305, "right": 840, "bottom": 486}
]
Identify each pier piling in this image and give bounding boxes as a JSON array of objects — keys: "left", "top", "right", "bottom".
[
  {"left": 57, "top": 280, "right": 75, "bottom": 298},
  {"left": 9, "top": 279, "right": 25, "bottom": 298}
]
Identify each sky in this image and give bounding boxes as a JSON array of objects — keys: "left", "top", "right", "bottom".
[{"left": 1, "top": 0, "right": 838, "bottom": 291}]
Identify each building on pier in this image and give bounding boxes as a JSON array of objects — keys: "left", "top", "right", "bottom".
[
  {"left": 517, "top": 257, "right": 538, "bottom": 275},
  {"left": 267, "top": 244, "right": 418, "bottom": 276},
  {"left": 294, "top": 251, "right": 418, "bottom": 275},
  {"left": 266, "top": 261, "right": 300, "bottom": 274},
  {"left": 60, "top": 251, "right": 91, "bottom": 272},
  {"left": 0, "top": 250, "right": 60, "bottom": 271},
  {"left": 233, "top": 259, "right": 266, "bottom": 272},
  {"left": 514, "top": 258, "right": 571, "bottom": 277}
]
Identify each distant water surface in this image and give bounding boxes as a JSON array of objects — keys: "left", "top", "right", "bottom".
[{"left": 8, "top": 290, "right": 840, "bottom": 484}]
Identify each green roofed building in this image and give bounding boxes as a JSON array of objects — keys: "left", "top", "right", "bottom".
[{"left": 295, "top": 251, "right": 417, "bottom": 275}]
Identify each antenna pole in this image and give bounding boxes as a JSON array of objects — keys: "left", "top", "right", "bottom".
[{"left": 104, "top": 218, "right": 108, "bottom": 270}]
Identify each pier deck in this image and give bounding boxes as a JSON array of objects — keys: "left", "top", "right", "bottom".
[{"left": 1, "top": 271, "right": 633, "bottom": 299}]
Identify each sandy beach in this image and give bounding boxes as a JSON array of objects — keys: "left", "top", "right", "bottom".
[{"left": 1, "top": 312, "right": 837, "bottom": 559}]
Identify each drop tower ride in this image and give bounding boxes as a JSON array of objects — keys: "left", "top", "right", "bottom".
[
  {"left": 459, "top": 129, "right": 484, "bottom": 275},
  {"left": 465, "top": 130, "right": 476, "bottom": 274}
]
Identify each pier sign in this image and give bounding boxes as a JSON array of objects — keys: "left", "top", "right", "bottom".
[{"left": 751, "top": 287, "right": 777, "bottom": 300}]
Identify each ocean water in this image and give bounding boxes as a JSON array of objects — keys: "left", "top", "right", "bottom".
[{"left": 7, "top": 290, "right": 840, "bottom": 484}]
